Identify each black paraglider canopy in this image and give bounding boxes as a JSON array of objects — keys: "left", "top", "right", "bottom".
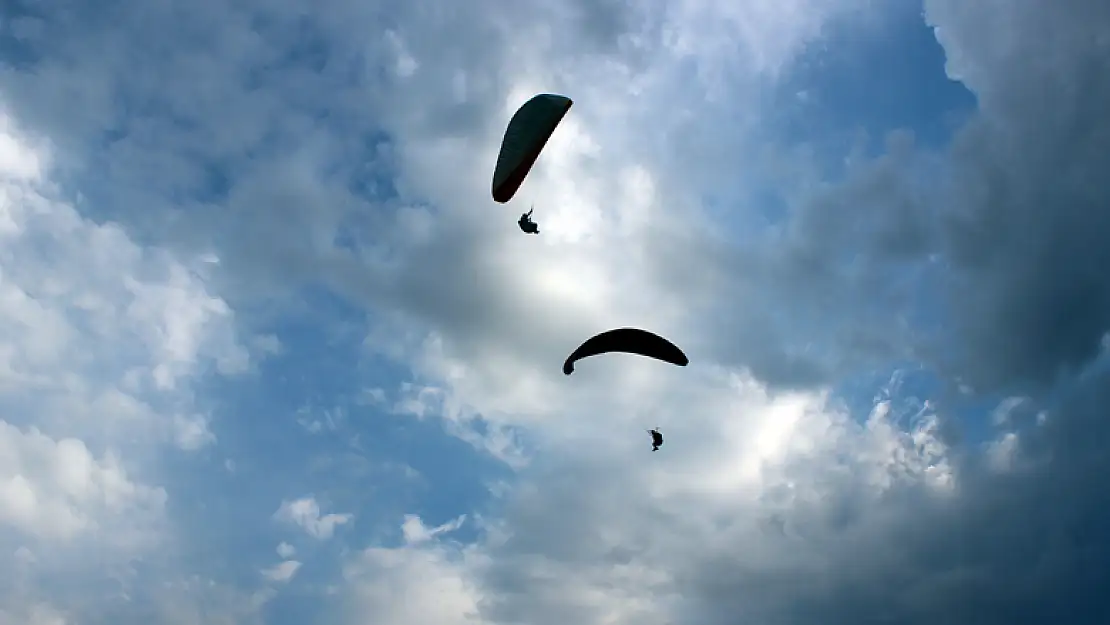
[{"left": 563, "top": 328, "right": 688, "bottom": 375}]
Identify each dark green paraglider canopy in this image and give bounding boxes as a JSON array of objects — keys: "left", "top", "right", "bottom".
[
  {"left": 492, "top": 94, "right": 573, "bottom": 203},
  {"left": 563, "top": 328, "right": 689, "bottom": 375}
]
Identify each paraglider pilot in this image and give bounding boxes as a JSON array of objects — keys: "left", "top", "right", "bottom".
[
  {"left": 518, "top": 206, "right": 539, "bottom": 234},
  {"left": 649, "top": 428, "right": 663, "bottom": 452}
]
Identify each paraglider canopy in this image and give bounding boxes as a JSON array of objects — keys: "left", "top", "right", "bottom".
[
  {"left": 563, "top": 328, "right": 689, "bottom": 375},
  {"left": 492, "top": 94, "right": 573, "bottom": 203}
]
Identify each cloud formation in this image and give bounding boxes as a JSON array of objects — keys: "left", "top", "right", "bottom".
[
  {"left": 0, "top": 104, "right": 269, "bottom": 621},
  {"left": 1, "top": 0, "right": 1108, "bottom": 623},
  {"left": 273, "top": 497, "right": 353, "bottom": 541}
]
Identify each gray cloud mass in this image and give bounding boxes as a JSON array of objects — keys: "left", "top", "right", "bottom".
[{"left": 1, "top": 0, "right": 1109, "bottom": 623}]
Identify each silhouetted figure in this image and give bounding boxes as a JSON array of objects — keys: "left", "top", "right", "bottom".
[
  {"left": 518, "top": 206, "right": 539, "bottom": 234},
  {"left": 649, "top": 428, "right": 663, "bottom": 452}
]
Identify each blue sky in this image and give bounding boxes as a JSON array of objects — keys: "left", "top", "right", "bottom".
[{"left": 2, "top": 0, "right": 1110, "bottom": 624}]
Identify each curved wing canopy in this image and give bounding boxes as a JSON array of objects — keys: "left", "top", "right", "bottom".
[
  {"left": 563, "top": 328, "right": 688, "bottom": 375},
  {"left": 492, "top": 94, "right": 573, "bottom": 203}
]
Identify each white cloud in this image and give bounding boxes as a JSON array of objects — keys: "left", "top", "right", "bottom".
[
  {"left": 0, "top": 102, "right": 254, "bottom": 619},
  {"left": 274, "top": 496, "right": 353, "bottom": 540},
  {"left": 276, "top": 541, "right": 295, "bottom": 559},
  {"left": 0, "top": 421, "right": 167, "bottom": 542},
  {"left": 340, "top": 520, "right": 486, "bottom": 625},
  {"left": 137, "top": 575, "right": 273, "bottom": 625},
  {"left": 261, "top": 560, "right": 302, "bottom": 583},
  {"left": 0, "top": 108, "right": 251, "bottom": 448},
  {"left": 986, "top": 431, "right": 1019, "bottom": 472},
  {"left": 0, "top": 602, "right": 69, "bottom": 625},
  {"left": 400, "top": 514, "right": 467, "bottom": 545},
  {"left": 172, "top": 414, "right": 216, "bottom": 451}
]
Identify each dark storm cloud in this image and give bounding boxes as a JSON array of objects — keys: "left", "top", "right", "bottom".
[
  {"left": 734, "top": 0, "right": 1110, "bottom": 391},
  {"left": 679, "top": 369, "right": 1110, "bottom": 625}
]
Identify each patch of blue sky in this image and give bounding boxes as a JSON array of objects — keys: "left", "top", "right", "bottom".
[
  {"left": 776, "top": 1, "right": 976, "bottom": 155},
  {"left": 172, "top": 281, "right": 509, "bottom": 592},
  {"left": 242, "top": 13, "right": 334, "bottom": 92},
  {"left": 343, "top": 130, "right": 398, "bottom": 202},
  {"left": 0, "top": 11, "right": 45, "bottom": 70},
  {"left": 822, "top": 250, "right": 1002, "bottom": 447},
  {"left": 263, "top": 591, "right": 331, "bottom": 625},
  {"left": 826, "top": 360, "right": 1020, "bottom": 449},
  {"left": 732, "top": 0, "right": 976, "bottom": 233}
]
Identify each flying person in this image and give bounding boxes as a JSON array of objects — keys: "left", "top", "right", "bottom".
[
  {"left": 518, "top": 206, "right": 539, "bottom": 234},
  {"left": 649, "top": 428, "right": 663, "bottom": 452}
]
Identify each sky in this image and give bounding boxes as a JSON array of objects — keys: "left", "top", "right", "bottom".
[{"left": 0, "top": 0, "right": 1109, "bottom": 623}]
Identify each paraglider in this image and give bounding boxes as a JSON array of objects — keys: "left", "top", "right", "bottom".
[
  {"left": 562, "top": 328, "right": 689, "bottom": 375},
  {"left": 492, "top": 94, "right": 573, "bottom": 204},
  {"left": 518, "top": 206, "right": 539, "bottom": 234},
  {"left": 483, "top": 93, "right": 693, "bottom": 448}
]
